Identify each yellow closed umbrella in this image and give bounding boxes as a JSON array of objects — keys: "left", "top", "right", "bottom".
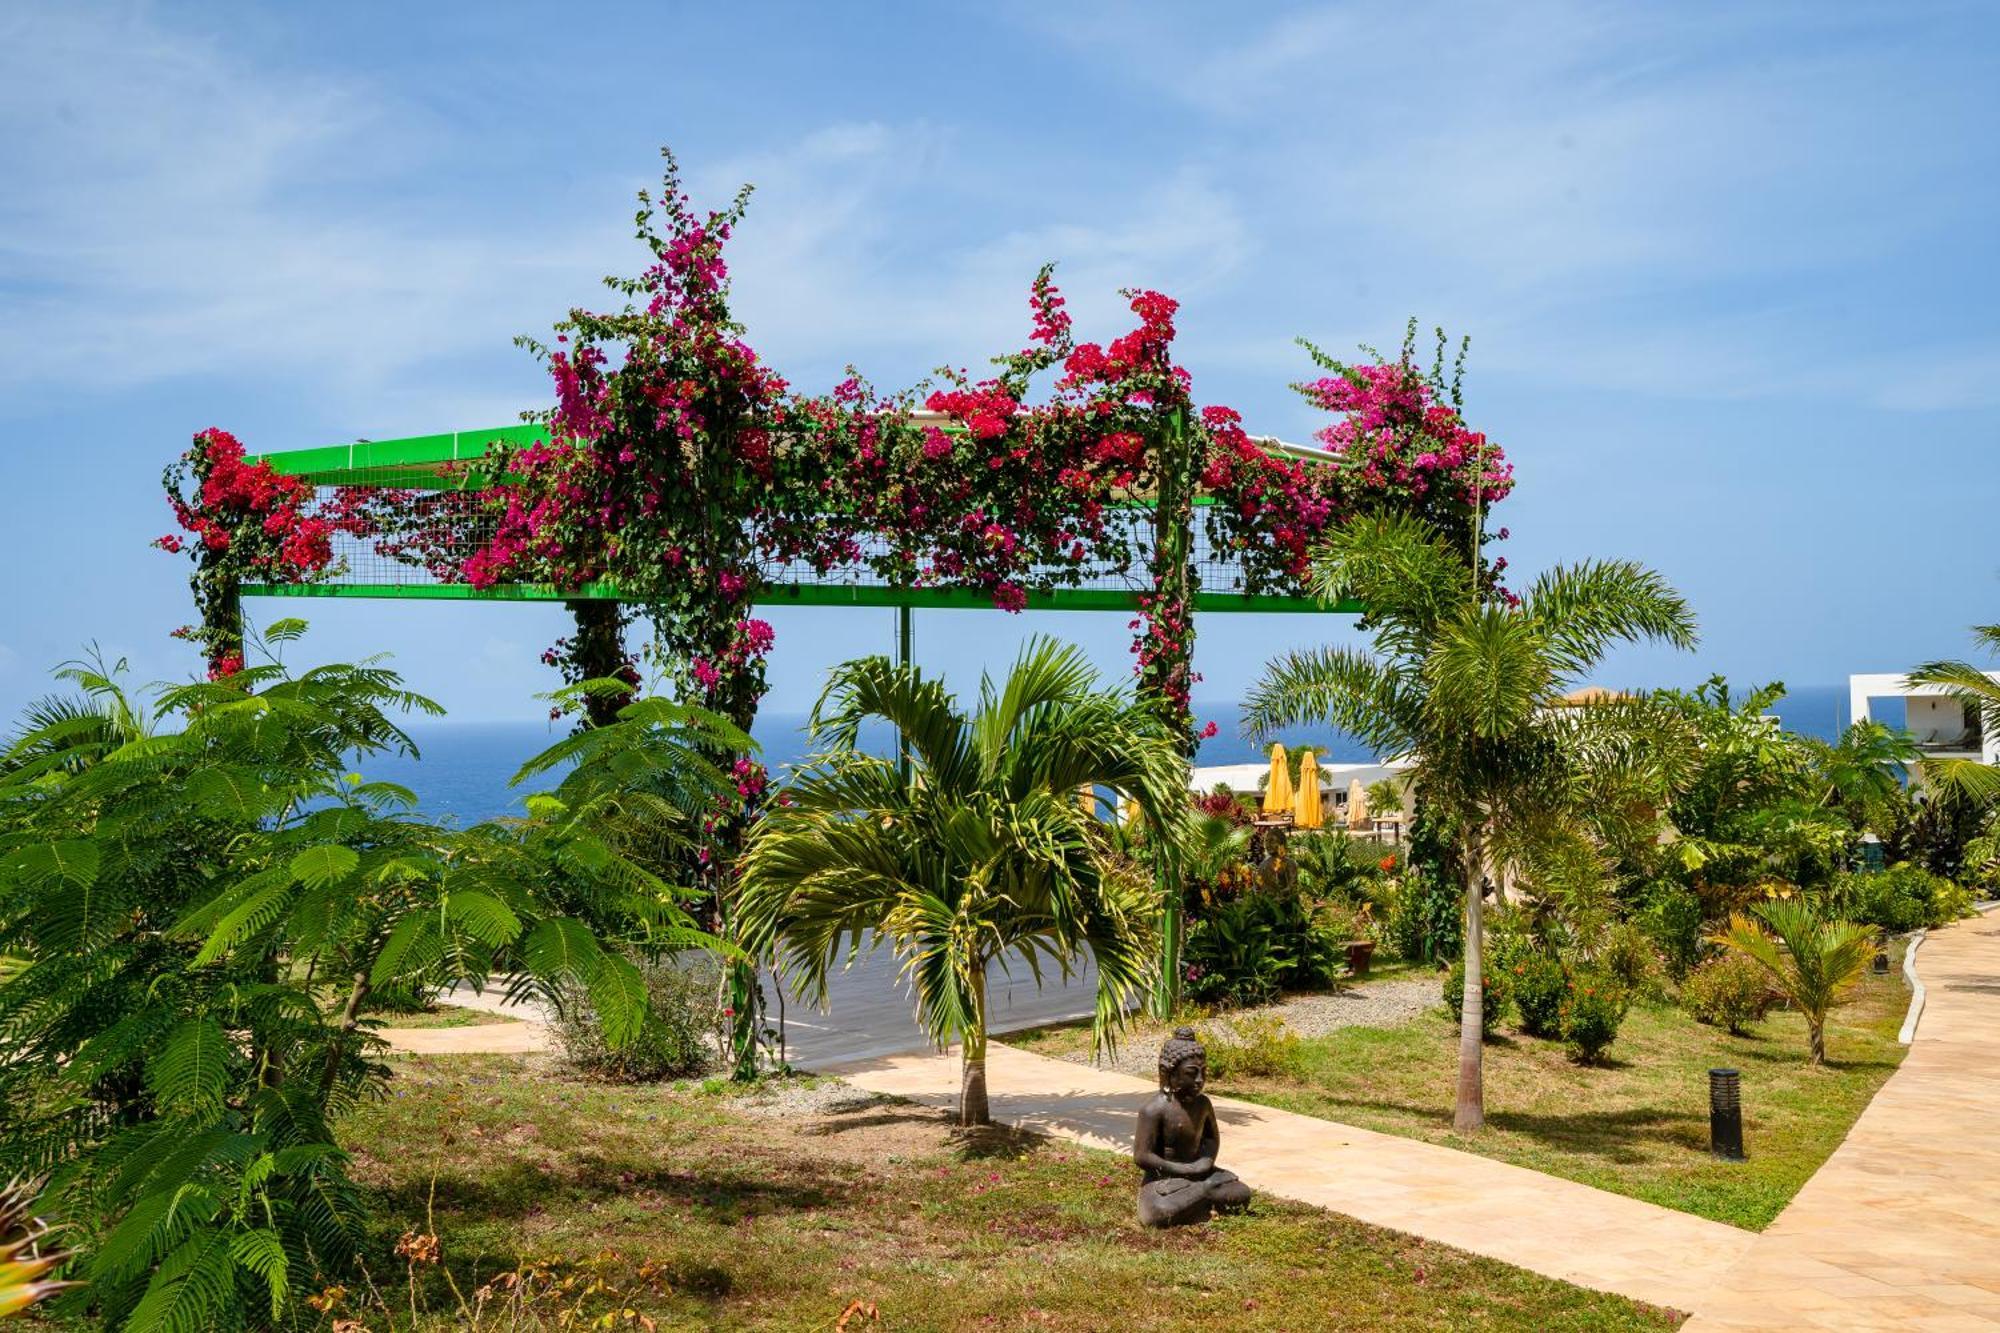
[
  {"left": 1346, "top": 778, "right": 1370, "bottom": 828},
  {"left": 1294, "top": 749, "right": 1323, "bottom": 828},
  {"left": 1262, "top": 743, "right": 1293, "bottom": 817},
  {"left": 1078, "top": 785, "right": 1097, "bottom": 819}
]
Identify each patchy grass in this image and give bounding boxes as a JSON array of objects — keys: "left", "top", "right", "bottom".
[
  {"left": 1183, "top": 946, "right": 1912, "bottom": 1232},
  {"left": 367, "top": 1004, "right": 522, "bottom": 1030},
  {"left": 335, "top": 1054, "right": 1682, "bottom": 1331}
]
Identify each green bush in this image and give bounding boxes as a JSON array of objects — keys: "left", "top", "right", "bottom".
[
  {"left": 1680, "top": 952, "right": 1774, "bottom": 1034},
  {"left": 1205, "top": 1012, "right": 1304, "bottom": 1081},
  {"left": 1509, "top": 954, "right": 1570, "bottom": 1038},
  {"left": 1638, "top": 882, "right": 1707, "bottom": 978},
  {"left": 1442, "top": 957, "right": 1511, "bottom": 1036},
  {"left": 1829, "top": 865, "right": 1973, "bottom": 932},
  {"left": 1596, "top": 921, "right": 1664, "bottom": 998},
  {"left": 556, "top": 955, "right": 719, "bottom": 1081},
  {"left": 1559, "top": 972, "right": 1629, "bottom": 1064},
  {"left": 1386, "top": 869, "right": 1462, "bottom": 964},
  {"left": 1185, "top": 882, "right": 1347, "bottom": 1007}
]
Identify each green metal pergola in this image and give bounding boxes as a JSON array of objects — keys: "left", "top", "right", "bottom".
[{"left": 241, "top": 424, "right": 1362, "bottom": 617}]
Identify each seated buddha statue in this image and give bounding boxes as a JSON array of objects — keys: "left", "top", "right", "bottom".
[{"left": 1133, "top": 1027, "right": 1252, "bottom": 1227}]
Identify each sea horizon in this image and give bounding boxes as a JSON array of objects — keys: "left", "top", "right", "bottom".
[{"left": 362, "top": 683, "right": 1856, "bottom": 827}]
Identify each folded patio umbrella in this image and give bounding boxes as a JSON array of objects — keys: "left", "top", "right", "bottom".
[
  {"left": 1346, "top": 777, "right": 1369, "bottom": 828},
  {"left": 1262, "top": 743, "right": 1293, "bottom": 816},
  {"left": 1294, "top": 749, "right": 1323, "bottom": 828}
]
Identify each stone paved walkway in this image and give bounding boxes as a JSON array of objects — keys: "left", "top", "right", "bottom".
[
  {"left": 827, "top": 1041, "right": 1752, "bottom": 1314},
  {"left": 1682, "top": 912, "right": 2000, "bottom": 1331}
]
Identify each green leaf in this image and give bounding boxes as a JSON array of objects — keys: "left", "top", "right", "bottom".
[
  {"left": 289, "top": 844, "right": 359, "bottom": 890},
  {"left": 521, "top": 917, "right": 604, "bottom": 984},
  {"left": 10, "top": 838, "right": 99, "bottom": 888},
  {"left": 229, "top": 1227, "right": 290, "bottom": 1321},
  {"left": 190, "top": 878, "right": 296, "bottom": 966},
  {"left": 444, "top": 890, "right": 522, "bottom": 948},
  {"left": 124, "top": 1225, "right": 236, "bottom": 1333},
  {"left": 587, "top": 953, "right": 648, "bottom": 1049},
  {"left": 186, "top": 766, "right": 276, "bottom": 822},
  {"left": 263, "top": 618, "right": 309, "bottom": 642},
  {"left": 369, "top": 913, "right": 441, "bottom": 989},
  {"left": 147, "top": 1018, "right": 233, "bottom": 1123}
]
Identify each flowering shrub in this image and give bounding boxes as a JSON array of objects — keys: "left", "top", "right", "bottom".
[
  {"left": 1443, "top": 957, "right": 1511, "bottom": 1036},
  {"left": 1559, "top": 973, "right": 1630, "bottom": 1064},
  {"left": 1510, "top": 954, "right": 1570, "bottom": 1038},
  {"left": 155, "top": 427, "right": 381, "bottom": 674},
  {"left": 1680, "top": 953, "right": 1775, "bottom": 1035}
]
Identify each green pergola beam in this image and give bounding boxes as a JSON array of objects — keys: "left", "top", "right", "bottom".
[
  {"left": 241, "top": 580, "right": 1362, "bottom": 616},
  {"left": 253, "top": 425, "right": 547, "bottom": 488}
]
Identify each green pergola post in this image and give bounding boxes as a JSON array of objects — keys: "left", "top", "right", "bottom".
[{"left": 1149, "top": 406, "right": 1195, "bottom": 1021}]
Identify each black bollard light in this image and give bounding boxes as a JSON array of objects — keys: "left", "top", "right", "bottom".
[{"left": 1709, "top": 1068, "right": 1745, "bottom": 1162}]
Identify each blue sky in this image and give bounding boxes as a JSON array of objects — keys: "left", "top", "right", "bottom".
[{"left": 2, "top": 1, "right": 1996, "bottom": 724}]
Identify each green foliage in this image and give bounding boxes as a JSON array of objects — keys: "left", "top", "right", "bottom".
[
  {"left": 554, "top": 954, "right": 719, "bottom": 1082},
  {"left": 1204, "top": 1013, "right": 1304, "bottom": 1082},
  {"left": 1184, "top": 897, "right": 1284, "bottom": 1007},
  {"left": 1906, "top": 623, "right": 2000, "bottom": 810},
  {"left": 1558, "top": 973, "right": 1629, "bottom": 1064},
  {"left": 1384, "top": 868, "right": 1463, "bottom": 964},
  {"left": 1824, "top": 864, "right": 1972, "bottom": 932},
  {"left": 1593, "top": 921, "right": 1664, "bottom": 1000},
  {"left": 0, "top": 628, "right": 726, "bottom": 1329},
  {"left": 1443, "top": 958, "right": 1510, "bottom": 1037},
  {"left": 736, "top": 638, "right": 1186, "bottom": 1124},
  {"left": 1635, "top": 882, "right": 1707, "bottom": 979},
  {"left": 1716, "top": 898, "right": 1874, "bottom": 1064},
  {"left": 1679, "top": 953, "right": 1774, "bottom": 1035},
  {"left": 1508, "top": 954, "right": 1570, "bottom": 1038}
]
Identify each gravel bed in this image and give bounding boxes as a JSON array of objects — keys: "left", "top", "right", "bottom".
[
  {"left": 1040, "top": 975, "right": 1442, "bottom": 1079},
  {"left": 728, "top": 1076, "right": 897, "bottom": 1119}
]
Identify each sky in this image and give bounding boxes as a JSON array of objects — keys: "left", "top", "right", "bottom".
[{"left": 1, "top": 1, "right": 1996, "bottom": 725}]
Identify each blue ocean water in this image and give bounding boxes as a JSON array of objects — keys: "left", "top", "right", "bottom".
[{"left": 364, "top": 683, "right": 1850, "bottom": 826}]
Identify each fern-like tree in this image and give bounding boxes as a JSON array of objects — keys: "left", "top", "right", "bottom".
[
  {"left": 0, "top": 625, "right": 725, "bottom": 1330},
  {"left": 737, "top": 638, "right": 1190, "bottom": 1126},
  {"left": 1245, "top": 513, "right": 1697, "bottom": 1132},
  {"left": 1714, "top": 898, "right": 1873, "bottom": 1065}
]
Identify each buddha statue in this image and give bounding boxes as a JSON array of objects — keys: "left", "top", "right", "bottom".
[{"left": 1133, "top": 1027, "right": 1252, "bottom": 1227}]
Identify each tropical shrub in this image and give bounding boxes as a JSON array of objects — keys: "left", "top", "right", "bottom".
[
  {"left": 1680, "top": 953, "right": 1775, "bottom": 1034},
  {"left": 1636, "top": 881, "right": 1707, "bottom": 979},
  {"left": 1184, "top": 897, "right": 1285, "bottom": 1007},
  {"left": 1443, "top": 958, "right": 1511, "bottom": 1037},
  {"left": 1559, "top": 973, "right": 1629, "bottom": 1064},
  {"left": 1510, "top": 954, "right": 1570, "bottom": 1038},
  {"left": 0, "top": 629, "right": 722, "bottom": 1329},
  {"left": 554, "top": 954, "right": 719, "bottom": 1082},
  {"left": 1825, "top": 865, "right": 1971, "bottom": 932},
  {"left": 1595, "top": 921, "right": 1664, "bottom": 999},
  {"left": 1384, "top": 868, "right": 1462, "bottom": 964},
  {"left": 1715, "top": 898, "right": 1873, "bottom": 1064},
  {"left": 1205, "top": 1013, "right": 1305, "bottom": 1082}
]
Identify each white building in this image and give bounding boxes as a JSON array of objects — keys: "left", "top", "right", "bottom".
[{"left": 1849, "top": 672, "right": 1999, "bottom": 766}]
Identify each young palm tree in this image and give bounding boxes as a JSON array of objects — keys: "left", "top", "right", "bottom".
[
  {"left": 1714, "top": 898, "right": 1873, "bottom": 1065},
  {"left": 737, "top": 638, "right": 1191, "bottom": 1126},
  {"left": 1245, "top": 513, "right": 1697, "bottom": 1132},
  {"left": 1907, "top": 623, "right": 2000, "bottom": 806}
]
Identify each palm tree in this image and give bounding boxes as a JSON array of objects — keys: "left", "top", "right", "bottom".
[
  {"left": 1908, "top": 624, "right": 2000, "bottom": 806},
  {"left": 737, "top": 638, "right": 1191, "bottom": 1126},
  {"left": 1714, "top": 898, "right": 1873, "bottom": 1065},
  {"left": 1245, "top": 513, "right": 1697, "bottom": 1131}
]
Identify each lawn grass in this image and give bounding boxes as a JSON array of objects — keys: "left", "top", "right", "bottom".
[
  {"left": 365, "top": 1003, "right": 522, "bottom": 1030},
  {"left": 336, "top": 1054, "right": 1682, "bottom": 1331},
  {"left": 1188, "top": 947, "right": 1912, "bottom": 1231}
]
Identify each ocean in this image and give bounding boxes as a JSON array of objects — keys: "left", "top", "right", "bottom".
[{"left": 363, "top": 684, "right": 1851, "bottom": 827}]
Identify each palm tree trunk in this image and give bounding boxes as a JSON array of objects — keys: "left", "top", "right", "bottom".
[
  {"left": 1809, "top": 1018, "right": 1826, "bottom": 1066},
  {"left": 1454, "top": 827, "right": 1487, "bottom": 1133},
  {"left": 960, "top": 965, "right": 991, "bottom": 1127}
]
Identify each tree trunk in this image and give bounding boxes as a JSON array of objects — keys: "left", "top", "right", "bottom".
[
  {"left": 321, "top": 970, "right": 370, "bottom": 1098},
  {"left": 1809, "top": 1018, "right": 1826, "bottom": 1066},
  {"left": 1454, "top": 827, "right": 1487, "bottom": 1134},
  {"left": 960, "top": 966, "right": 991, "bottom": 1127},
  {"left": 564, "top": 599, "right": 633, "bottom": 729}
]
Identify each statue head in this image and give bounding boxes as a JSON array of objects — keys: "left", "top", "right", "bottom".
[{"left": 1158, "top": 1026, "right": 1206, "bottom": 1098}]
